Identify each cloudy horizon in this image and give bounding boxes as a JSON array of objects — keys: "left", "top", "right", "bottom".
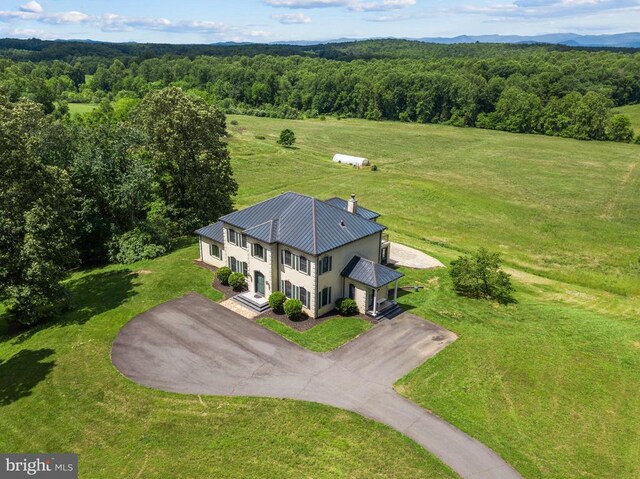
[{"left": 0, "top": 0, "right": 639, "bottom": 43}]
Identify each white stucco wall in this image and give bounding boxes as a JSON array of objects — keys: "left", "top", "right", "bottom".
[
  {"left": 199, "top": 237, "right": 225, "bottom": 268},
  {"left": 316, "top": 232, "right": 382, "bottom": 317}
]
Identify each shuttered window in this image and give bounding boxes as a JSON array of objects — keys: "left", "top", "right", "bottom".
[
  {"left": 319, "top": 287, "right": 332, "bottom": 307},
  {"left": 319, "top": 256, "right": 332, "bottom": 275}
]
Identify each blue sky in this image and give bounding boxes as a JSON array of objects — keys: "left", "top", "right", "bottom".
[{"left": 0, "top": 0, "right": 639, "bottom": 43}]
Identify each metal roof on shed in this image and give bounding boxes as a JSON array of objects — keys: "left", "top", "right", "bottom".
[
  {"left": 324, "top": 197, "right": 380, "bottom": 220},
  {"left": 341, "top": 256, "right": 404, "bottom": 288},
  {"left": 217, "top": 192, "right": 386, "bottom": 256},
  {"left": 195, "top": 221, "right": 224, "bottom": 243}
]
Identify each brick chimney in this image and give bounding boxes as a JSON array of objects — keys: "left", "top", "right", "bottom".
[{"left": 347, "top": 193, "right": 358, "bottom": 214}]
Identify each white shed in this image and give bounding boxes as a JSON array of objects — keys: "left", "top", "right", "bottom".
[{"left": 333, "top": 153, "right": 370, "bottom": 168}]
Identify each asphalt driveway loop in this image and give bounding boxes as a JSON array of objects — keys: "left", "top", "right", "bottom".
[{"left": 112, "top": 293, "right": 521, "bottom": 479}]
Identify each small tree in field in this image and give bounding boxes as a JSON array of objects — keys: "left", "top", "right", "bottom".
[
  {"left": 450, "top": 248, "right": 515, "bottom": 304},
  {"left": 277, "top": 129, "right": 296, "bottom": 147}
]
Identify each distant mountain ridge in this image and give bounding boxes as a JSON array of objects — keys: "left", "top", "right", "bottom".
[{"left": 268, "top": 32, "right": 640, "bottom": 48}]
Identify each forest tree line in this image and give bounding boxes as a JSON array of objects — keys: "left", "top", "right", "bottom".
[
  {"left": 1, "top": 39, "right": 640, "bottom": 142},
  {"left": 0, "top": 87, "right": 237, "bottom": 325}
]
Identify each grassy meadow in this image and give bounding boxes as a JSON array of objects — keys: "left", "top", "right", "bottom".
[
  {"left": 614, "top": 103, "right": 640, "bottom": 133},
  {"left": 226, "top": 115, "right": 640, "bottom": 478},
  {"left": 1, "top": 113, "right": 639, "bottom": 478},
  {"left": 67, "top": 102, "right": 98, "bottom": 116}
]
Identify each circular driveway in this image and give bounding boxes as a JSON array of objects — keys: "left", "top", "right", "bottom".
[{"left": 112, "top": 293, "right": 521, "bottom": 479}]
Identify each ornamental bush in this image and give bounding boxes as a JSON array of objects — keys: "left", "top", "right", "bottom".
[
  {"left": 216, "top": 266, "right": 232, "bottom": 286},
  {"left": 228, "top": 272, "right": 246, "bottom": 291},
  {"left": 268, "top": 291, "right": 287, "bottom": 314},
  {"left": 335, "top": 298, "right": 359, "bottom": 316},
  {"left": 284, "top": 298, "right": 303, "bottom": 320}
]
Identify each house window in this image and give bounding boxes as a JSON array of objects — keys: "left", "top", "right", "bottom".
[
  {"left": 300, "top": 287, "right": 311, "bottom": 308},
  {"left": 281, "top": 280, "right": 293, "bottom": 298},
  {"left": 319, "top": 287, "right": 332, "bottom": 308},
  {"left": 252, "top": 243, "right": 266, "bottom": 261},
  {"left": 349, "top": 284, "right": 356, "bottom": 300},
  {"left": 240, "top": 234, "right": 247, "bottom": 249},
  {"left": 229, "top": 256, "right": 237, "bottom": 272},
  {"left": 282, "top": 250, "right": 294, "bottom": 268},
  {"left": 319, "top": 256, "right": 332, "bottom": 275},
  {"left": 209, "top": 243, "right": 221, "bottom": 259},
  {"left": 298, "top": 256, "right": 309, "bottom": 275},
  {"left": 227, "top": 229, "right": 237, "bottom": 245}
]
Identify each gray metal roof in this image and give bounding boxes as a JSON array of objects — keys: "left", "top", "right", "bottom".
[
  {"left": 195, "top": 221, "right": 224, "bottom": 243},
  {"left": 341, "top": 256, "right": 404, "bottom": 288},
  {"left": 218, "top": 192, "right": 386, "bottom": 256},
  {"left": 324, "top": 197, "right": 380, "bottom": 220}
]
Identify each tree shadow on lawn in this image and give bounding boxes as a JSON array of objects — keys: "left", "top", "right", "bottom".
[
  {"left": 9, "top": 269, "right": 139, "bottom": 345},
  {"left": 0, "top": 348, "right": 55, "bottom": 406}
]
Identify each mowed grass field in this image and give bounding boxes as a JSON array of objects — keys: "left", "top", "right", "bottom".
[
  {"left": 67, "top": 102, "right": 98, "bottom": 116},
  {"left": 0, "top": 115, "right": 638, "bottom": 479},
  {"left": 226, "top": 116, "right": 640, "bottom": 478},
  {"left": 614, "top": 103, "right": 640, "bottom": 133}
]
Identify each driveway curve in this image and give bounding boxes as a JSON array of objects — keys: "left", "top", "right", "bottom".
[{"left": 112, "top": 293, "right": 521, "bottom": 479}]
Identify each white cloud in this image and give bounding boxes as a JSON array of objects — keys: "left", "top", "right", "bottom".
[
  {"left": 19, "top": 1, "right": 42, "bottom": 13},
  {"left": 265, "top": 0, "right": 415, "bottom": 10},
  {"left": 352, "top": 0, "right": 416, "bottom": 12},
  {"left": 265, "top": 0, "right": 348, "bottom": 7},
  {"left": 456, "top": 0, "right": 640, "bottom": 19},
  {"left": 272, "top": 12, "right": 312, "bottom": 23},
  {"left": 0, "top": 2, "right": 270, "bottom": 39}
]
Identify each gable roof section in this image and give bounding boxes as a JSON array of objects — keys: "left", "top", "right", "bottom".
[
  {"left": 324, "top": 197, "right": 380, "bottom": 220},
  {"left": 218, "top": 192, "right": 385, "bottom": 255},
  {"left": 195, "top": 221, "right": 224, "bottom": 243},
  {"left": 341, "top": 256, "right": 404, "bottom": 288}
]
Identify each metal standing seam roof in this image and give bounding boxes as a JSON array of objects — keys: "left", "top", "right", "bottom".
[
  {"left": 323, "top": 197, "right": 380, "bottom": 220},
  {"left": 213, "top": 192, "right": 386, "bottom": 256},
  {"left": 341, "top": 256, "right": 404, "bottom": 288},
  {"left": 195, "top": 221, "right": 224, "bottom": 243}
]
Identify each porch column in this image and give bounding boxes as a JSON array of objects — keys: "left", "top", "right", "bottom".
[
  {"left": 372, "top": 289, "right": 378, "bottom": 316},
  {"left": 394, "top": 280, "right": 399, "bottom": 303}
]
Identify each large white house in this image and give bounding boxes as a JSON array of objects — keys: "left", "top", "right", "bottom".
[{"left": 196, "top": 192, "right": 403, "bottom": 319}]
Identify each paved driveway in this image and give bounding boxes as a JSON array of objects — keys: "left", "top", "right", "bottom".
[{"left": 112, "top": 293, "right": 521, "bottom": 479}]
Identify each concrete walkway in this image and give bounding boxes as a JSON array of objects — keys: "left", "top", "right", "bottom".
[
  {"left": 112, "top": 293, "right": 521, "bottom": 479},
  {"left": 389, "top": 242, "right": 446, "bottom": 269}
]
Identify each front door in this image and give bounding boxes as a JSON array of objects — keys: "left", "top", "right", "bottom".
[
  {"left": 367, "top": 288, "right": 375, "bottom": 310},
  {"left": 255, "top": 271, "right": 265, "bottom": 296}
]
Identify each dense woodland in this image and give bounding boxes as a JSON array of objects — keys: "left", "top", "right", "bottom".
[
  {"left": 0, "top": 87, "right": 236, "bottom": 323},
  {"left": 2, "top": 38, "right": 640, "bottom": 325},
  {"left": 1, "top": 38, "right": 640, "bottom": 141}
]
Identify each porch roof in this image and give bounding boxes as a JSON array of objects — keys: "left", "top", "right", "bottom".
[{"left": 341, "top": 256, "right": 404, "bottom": 288}]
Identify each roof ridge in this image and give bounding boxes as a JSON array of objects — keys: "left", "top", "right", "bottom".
[
  {"left": 311, "top": 199, "right": 318, "bottom": 255},
  {"left": 321, "top": 196, "right": 378, "bottom": 221}
]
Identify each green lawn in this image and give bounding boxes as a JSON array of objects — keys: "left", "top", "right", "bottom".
[
  {"left": 2, "top": 115, "right": 640, "bottom": 479},
  {"left": 0, "top": 245, "right": 456, "bottom": 479},
  {"left": 67, "top": 103, "right": 98, "bottom": 116},
  {"left": 614, "top": 103, "right": 640, "bottom": 134},
  {"left": 257, "top": 317, "right": 372, "bottom": 352}
]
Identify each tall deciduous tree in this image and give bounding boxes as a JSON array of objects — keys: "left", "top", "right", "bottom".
[
  {"left": 0, "top": 97, "right": 77, "bottom": 324},
  {"left": 135, "top": 87, "right": 237, "bottom": 233}
]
